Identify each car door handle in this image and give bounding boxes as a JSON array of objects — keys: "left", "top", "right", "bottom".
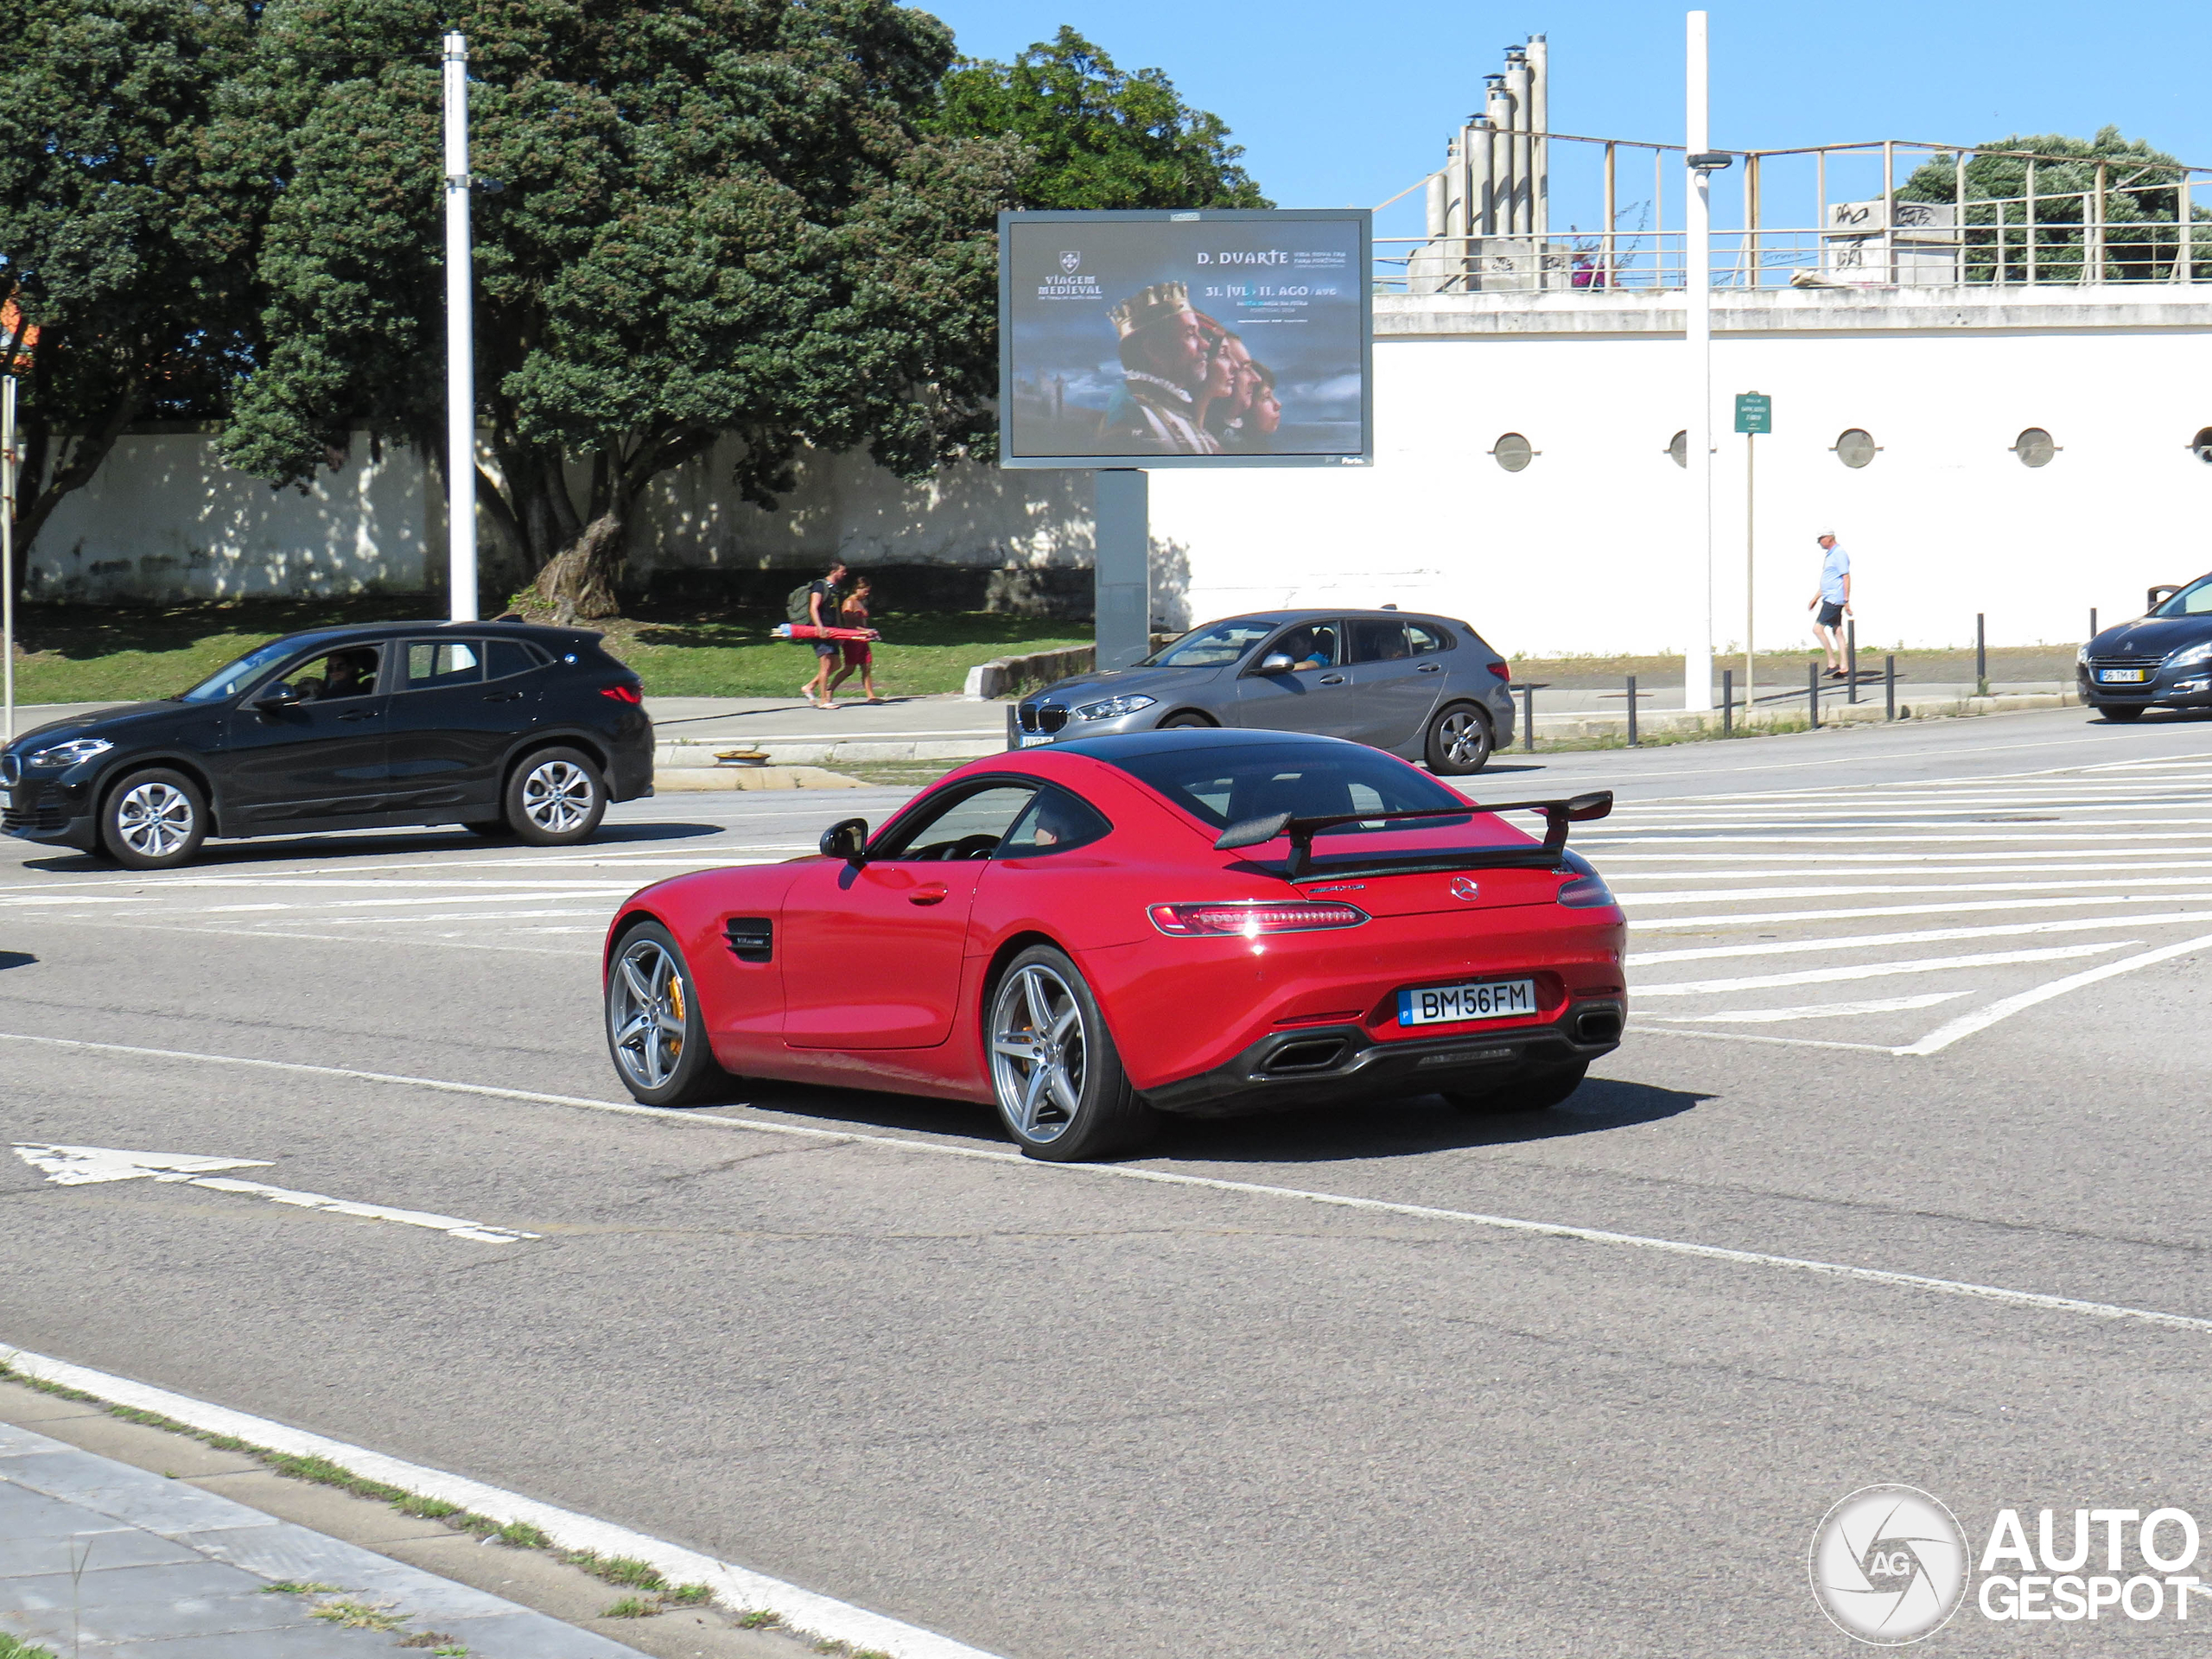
[
  {"left": 483, "top": 691, "right": 524, "bottom": 703},
  {"left": 338, "top": 709, "right": 380, "bottom": 721},
  {"left": 908, "top": 887, "right": 950, "bottom": 906},
  {"left": 1417, "top": 663, "right": 1442, "bottom": 673},
  {"left": 1319, "top": 674, "right": 1347, "bottom": 685}
]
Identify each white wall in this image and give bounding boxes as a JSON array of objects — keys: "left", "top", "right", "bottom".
[{"left": 1150, "top": 289, "right": 2212, "bottom": 657}]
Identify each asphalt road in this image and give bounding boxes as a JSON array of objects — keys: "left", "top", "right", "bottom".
[{"left": 6, "top": 707, "right": 2212, "bottom": 1656}]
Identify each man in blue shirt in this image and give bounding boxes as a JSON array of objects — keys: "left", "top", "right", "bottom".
[{"left": 1808, "top": 531, "right": 1852, "bottom": 679}]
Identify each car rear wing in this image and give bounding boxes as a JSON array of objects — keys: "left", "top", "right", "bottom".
[{"left": 1213, "top": 791, "right": 1614, "bottom": 879}]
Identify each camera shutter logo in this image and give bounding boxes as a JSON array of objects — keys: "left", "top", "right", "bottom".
[
  {"left": 1059, "top": 250, "right": 1081, "bottom": 273},
  {"left": 1809, "top": 1485, "right": 1969, "bottom": 1644}
]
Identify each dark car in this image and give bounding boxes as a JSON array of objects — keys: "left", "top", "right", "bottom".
[
  {"left": 1014, "top": 609, "right": 1517, "bottom": 774},
  {"left": 0, "top": 621, "right": 653, "bottom": 869},
  {"left": 2079, "top": 574, "right": 2212, "bottom": 720}
]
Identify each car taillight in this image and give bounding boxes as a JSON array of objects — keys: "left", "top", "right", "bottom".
[
  {"left": 1557, "top": 870, "right": 1618, "bottom": 908},
  {"left": 599, "top": 683, "right": 644, "bottom": 705},
  {"left": 1148, "top": 900, "right": 1369, "bottom": 937},
  {"left": 1487, "top": 660, "right": 1511, "bottom": 680}
]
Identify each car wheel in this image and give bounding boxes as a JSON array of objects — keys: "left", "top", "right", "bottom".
[
  {"left": 99, "top": 768, "right": 207, "bottom": 870},
  {"left": 1444, "top": 1060, "right": 1588, "bottom": 1115},
  {"left": 606, "top": 922, "right": 733, "bottom": 1106},
  {"left": 1425, "top": 702, "right": 1494, "bottom": 775},
  {"left": 2099, "top": 704, "right": 2146, "bottom": 722},
  {"left": 506, "top": 747, "right": 606, "bottom": 844},
  {"left": 1159, "top": 712, "right": 1214, "bottom": 729},
  {"left": 987, "top": 944, "right": 1160, "bottom": 1161}
]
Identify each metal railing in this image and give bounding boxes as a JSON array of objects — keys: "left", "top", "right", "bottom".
[{"left": 1379, "top": 135, "right": 2212, "bottom": 296}]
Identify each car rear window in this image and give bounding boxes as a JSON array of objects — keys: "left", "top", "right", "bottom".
[{"left": 1109, "top": 741, "right": 1471, "bottom": 836}]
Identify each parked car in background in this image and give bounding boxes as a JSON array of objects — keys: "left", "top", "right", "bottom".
[
  {"left": 2079, "top": 574, "right": 2212, "bottom": 720},
  {"left": 0, "top": 621, "right": 652, "bottom": 870},
  {"left": 1014, "top": 609, "right": 1516, "bottom": 774}
]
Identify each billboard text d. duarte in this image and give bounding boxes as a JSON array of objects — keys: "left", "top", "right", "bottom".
[{"left": 1812, "top": 1484, "right": 2212, "bottom": 1643}]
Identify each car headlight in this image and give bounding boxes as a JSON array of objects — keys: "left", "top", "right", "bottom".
[
  {"left": 2076, "top": 644, "right": 2091, "bottom": 665},
  {"left": 2166, "top": 642, "right": 2212, "bottom": 671},
  {"left": 26, "top": 737, "right": 112, "bottom": 769},
  {"left": 1076, "top": 694, "right": 1156, "bottom": 721}
]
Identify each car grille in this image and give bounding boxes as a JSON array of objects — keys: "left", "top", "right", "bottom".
[
  {"left": 1019, "top": 702, "right": 1070, "bottom": 734},
  {"left": 3, "top": 801, "right": 67, "bottom": 834},
  {"left": 2086, "top": 654, "right": 2162, "bottom": 694}
]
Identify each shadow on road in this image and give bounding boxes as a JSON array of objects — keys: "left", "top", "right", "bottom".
[
  {"left": 0, "top": 952, "right": 35, "bottom": 971},
  {"left": 18, "top": 818, "right": 728, "bottom": 875}
]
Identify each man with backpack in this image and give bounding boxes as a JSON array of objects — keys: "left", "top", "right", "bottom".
[{"left": 791, "top": 560, "right": 848, "bottom": 709}]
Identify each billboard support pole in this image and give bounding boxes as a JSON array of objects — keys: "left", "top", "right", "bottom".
[
  {"left": 1683, "top": 11, "right": 1714, "bottom": 713},
  {"left": 1095, "top": 469, "right": 1150, "bottom": 671},
  {"left": 442, "top": 30, "right": 478, "bottom": 624}
]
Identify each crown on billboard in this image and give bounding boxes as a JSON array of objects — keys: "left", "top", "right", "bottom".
[{"left": 1108, "top": 282, "right": 1195, "bottom": 339}]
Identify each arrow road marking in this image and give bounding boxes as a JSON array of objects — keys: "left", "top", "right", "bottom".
[{"left": 11, "top": 1143, "right": 538, "bottom": 1243}]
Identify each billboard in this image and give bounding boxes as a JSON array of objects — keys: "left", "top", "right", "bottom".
[{"left": 997, "top": 208, "right": 1372, "bottom": 469}]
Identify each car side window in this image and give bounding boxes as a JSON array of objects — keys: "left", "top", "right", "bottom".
[
  {"left": 484, "top": 639, "right": 543, "bottom": 679},
  {"left": 404, "top": 641, "right": 484, "bottom": 691},
  {"left": 1266, "top": 624, "right": 1339, "bottom": 671},
  {"left": 284, "top": 645, "right": 384, "bottom": 702},
  {"left": 1349, "top": 620, "right": 1410, "bottom": 663},
  {"left": 999, "top": 787, "right": 1112, "bottom": 857},
  {"left": 875, "top": 785, "right": 1039, "bottom": 861},
  {"left": 1405, "top": 622, "right": 1450, "bottom": 654}
]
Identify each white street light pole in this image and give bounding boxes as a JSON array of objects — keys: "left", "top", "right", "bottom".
[
  {"left": 3, "top": 374, "right": 16, "bottom": 741},
  {"left": 1683, "top": 10, "right": 1714, "bottom": 713},
  {"left": 442, "top": 31, "right": 478, "bottom": 623}
]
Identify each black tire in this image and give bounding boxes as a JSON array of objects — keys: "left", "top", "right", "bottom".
[
  {"left": 1425, "top": 702, "right": 1494, "bottom": 775},
  {"left": 985, "top": 944, "right": 1160, "bottom": 1160},
  {"left": 2098, "top": 704, "right": 2146, "bottom": 722},
  {"left": 1444, "top": 1060, "right": 1588, "bottom": 1116},
  {"left": 462, "top": 817, "right": 512, "bottom": 838},
  {"left": 98, "top": 767, "right": 207, "bottom": 871},
  {"left": 605, "top": 922, "right": 735, "bottom": 1107},
  {"left": 1159, "top": 712, "right": 1215, "bottom": 729},
  {"left": 505, "top": 747, "right": 607, "bottom": 845}
]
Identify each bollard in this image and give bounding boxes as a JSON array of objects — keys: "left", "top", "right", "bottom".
[
  {"left": 1005, "top": 703, "right": 1020, "bottom": 750},
  {"left": 1721, "top": 668, "right": 1733, "bottom": 736},
  {"left": 1885, "top": 653, "right": 1897, "bottom": 721},
  {"left": 1807, "top": 659, "right": 1821, "bottom": 729},
  {"left": 1975, "top": 613, "right": 1987, "bottom": 696},
  {"left": 1512, "top": 682, "right": 1546, "bottom": 752},
  {"left": 1625, "top": 675, "right": 1638, "bottom": 747},
  {"left": 1846, "top": 620, "right": 1859, "bottom": 703},
  {"left": 2090, "top": 607, "right": 2099, "bottom": 640}
]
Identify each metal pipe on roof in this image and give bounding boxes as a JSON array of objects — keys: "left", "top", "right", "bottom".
[
  {"left": 1484, "top": 76, "right": 1514, "bottom": 238},
  {"left": 1528, "top": 35, "right": 1549, "bottom": 239},
  {"left": 1504, "top": 49, "right": 1533, "bottom": 238}
]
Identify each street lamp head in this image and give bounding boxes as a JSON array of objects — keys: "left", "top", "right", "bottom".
[{"left": 1687, "top": 150, "right": 1734, "bottom": 173}]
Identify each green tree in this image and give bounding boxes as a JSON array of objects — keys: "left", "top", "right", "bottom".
[
  {"left": 1899, "top": 126, "right": 2209, "bottom": 283},
  {"left": 932, "top": 26, "right": 1269, "bottom": 211},
  {"left": 220, "top": 0, "right": 1026, "bottom": 619},
  {"left": 0, "top": 0, "right": 263, "bottom": 590}
]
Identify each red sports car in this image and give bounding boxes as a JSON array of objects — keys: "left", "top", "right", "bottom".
[{"left": 602, "top": 730, "right": 1626, "bottom": 1160}]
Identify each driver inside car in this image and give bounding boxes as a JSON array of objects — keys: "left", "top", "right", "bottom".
[{"left": 1276, "top": 626, "right": 1336, "bottom": 672}]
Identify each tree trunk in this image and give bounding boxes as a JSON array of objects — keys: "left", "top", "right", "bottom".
[{"left": 527, "top": 506, "right": 626, "bottom": 622}]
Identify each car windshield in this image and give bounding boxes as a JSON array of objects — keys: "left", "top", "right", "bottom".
[
  {"left": 1109, "top": 741, "right": 1475, "bottom": 838},
  {"left": 1140, "top": 620, "right": 1279, "bottom": 668},
  {"left": 175, "top": 638, "right": 310, "bottom": 703},
  {"left": 2152, "top": 575, "right": 2212, "bottom": 619}
]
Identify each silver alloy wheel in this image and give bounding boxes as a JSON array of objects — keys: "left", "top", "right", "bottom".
[
  {"left": 989, "top": 963, "right": 1089, "bottom": 1144},
  {"left": 114, "top": 781, "right": 194, "bottom": 860},
  {"left": 1436, "top": 709, "right": 1488, "bottom": 767},
  {"left": 521, "top": 760, "right": 594, "bottom": 833},
  {"left": 609, "top": 937, "right": 687, "bottom": 1091}
]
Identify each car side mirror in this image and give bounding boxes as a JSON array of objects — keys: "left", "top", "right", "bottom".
[
  {"left": 1257, "top": 652, "right": 1295, "bottom": 674},
  {"left": 252, "top": 683, "right": 301, "bottom": 713},
  {"left": 819, "top": 817, "right": 868, "bottom": 863}
]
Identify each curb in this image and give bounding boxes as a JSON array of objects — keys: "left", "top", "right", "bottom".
[
  {"left": 1528, "top": 689, "right": 2080, "bottom": 740},
  {"left": 656, "top": 740, "right": 999, "bottom": 768},
  {"left": 652, "top": 766, "right": 868, "bottom": 791}
]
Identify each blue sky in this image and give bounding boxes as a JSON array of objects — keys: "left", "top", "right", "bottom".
[{"left": 925, "top": 2, "right": 2212, "bottom": 244}]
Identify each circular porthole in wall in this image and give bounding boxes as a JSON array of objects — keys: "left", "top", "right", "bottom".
[
  {"left": 1667, "top": 429, "right": 1688, "bottom": 468},
  {"left": 1491, "top": 433, "right": 1535, "bottom": 472},
  {"left": 1832, "top": 428, "right": 1878, "bottom": 468},
  {"left": 2191, "top": 427, "right": 2212, "bottom": 464},
  {"left": 2012, "top": 428, "right": 2057, "bottom": 467}
]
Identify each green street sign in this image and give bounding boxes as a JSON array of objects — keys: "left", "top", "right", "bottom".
[{"left": 1734, "top": 391, "right": 1772, "bottom": 435}]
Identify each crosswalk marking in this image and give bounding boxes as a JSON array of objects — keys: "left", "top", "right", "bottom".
[
  {"left": 1647, "top": 992, "right": 1973, "bottom": 1024},
  {"left": 1634, "top": 942, "right": 2133, "bottom": 999},
  {"left": 1627, "top": 911, "right": 2212, "bottom": 966}
]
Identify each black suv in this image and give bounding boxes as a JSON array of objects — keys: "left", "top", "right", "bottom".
[{"left": 0, "top": 621, "right": 653, "bottom": 869}]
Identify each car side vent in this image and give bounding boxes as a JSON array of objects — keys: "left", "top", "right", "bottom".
[{"left": 723, "top": 918, "right": 772, "bottom": 963}]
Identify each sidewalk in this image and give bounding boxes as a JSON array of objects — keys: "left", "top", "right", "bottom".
[
  {"left": 648, "top": 693, "right": 1005, "bottom": 769},
  {"left": 0, "top": 1389, "right": 651, "bottom": 1659}
]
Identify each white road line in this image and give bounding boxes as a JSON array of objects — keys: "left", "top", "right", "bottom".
[
  {"left": 1631, "top": 893, "right": 2212, "bottom": 930},
  {"left": 1646, "top": 992, "right": 1973, "bottom": 1024},
  {"left": 7, "top": 1031, "right": 2212, "bottom": 1338},
  {"left": 1899, "top": 933, "right": 2212, "bottom": 1056},
  {"left": 0, "top": 1346, "right": 1006, "bottom": 1659},
  {"left": 1634, "top": 943, "right": 2133, "bottom": 998},
  {"left": 262, "top": 910, "right": 609, "bottom": 925},
  {"left": 1607, "top": 861, "right": 2212, "bottom": 883},
  {"left": 1623, "top": 876, "right": 2212, "bottom": 906},
  {"left": 1627, "top": 912, "right": 2212, "bottom": 967}
]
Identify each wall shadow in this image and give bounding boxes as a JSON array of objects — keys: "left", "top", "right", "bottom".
[{"left": 0, "top": 952, "right": 35, "bottom": 971}]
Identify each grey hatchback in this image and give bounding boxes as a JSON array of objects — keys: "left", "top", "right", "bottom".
[{"left": 1015, "top": 609, "right": 1516, "bottom": 773}]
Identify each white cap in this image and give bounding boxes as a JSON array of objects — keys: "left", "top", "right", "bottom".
[{"left": 1815, "top": 529, "right": 1836, "bottom": 538}]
